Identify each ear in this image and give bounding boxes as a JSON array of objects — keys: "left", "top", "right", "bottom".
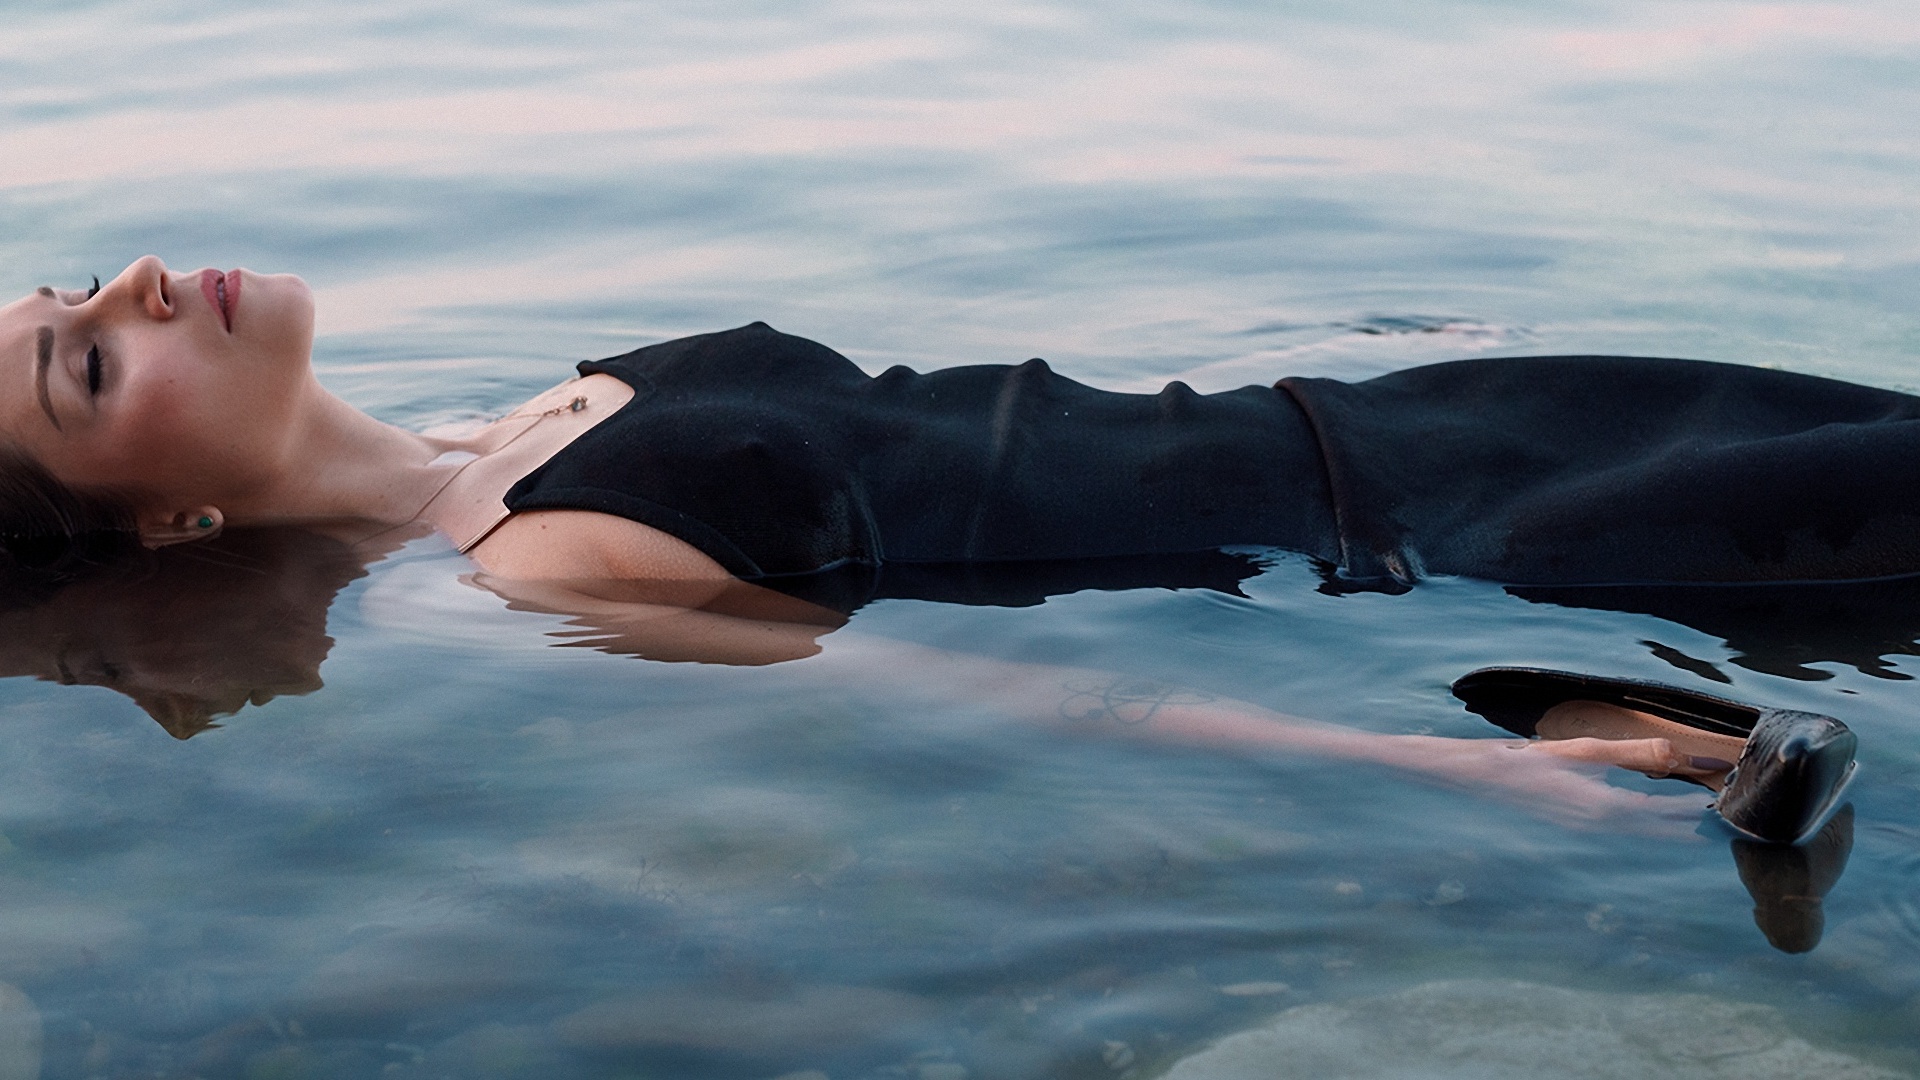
[{"left": 139, "top": 506, "right": 224, "bottom": 549}]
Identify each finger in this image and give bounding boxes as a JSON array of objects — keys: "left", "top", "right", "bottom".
[
  {"left": 1528, "top": 735, "right": 1679, "bottom": 772},
  {"left": 1529, "top": 783, "right": 1714, "bottom": 838},
  {"left": 1483, "top": 755, "right": 1711, "bottom": 837},
  {"left": 1527, "top": 736, "right": 1733, "bottom": 786},
  {"left": 1538, "top": 701, "right": 1746, "bottom": 762}
]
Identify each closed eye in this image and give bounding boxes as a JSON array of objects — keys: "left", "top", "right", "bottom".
[{"left": 83, "top": 276, "right": 104, "bottom": 395}]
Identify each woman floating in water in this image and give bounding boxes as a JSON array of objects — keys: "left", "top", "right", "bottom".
[{"left": 0, "top": 256, "right": 1880, "bottom": 845}]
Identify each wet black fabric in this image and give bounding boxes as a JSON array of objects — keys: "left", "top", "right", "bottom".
[
  {"left": 505, "top": 323, "right": 1340, "bottom": 599},
  {"left": 504, "top": 325, "right": 1920, "bottom": 607},
  {"left": 763, "top": 550, "right": 1288, "bottom": 614},
  {"left": 1278, "top": 356, "right": 1920, "bottom": 585}
]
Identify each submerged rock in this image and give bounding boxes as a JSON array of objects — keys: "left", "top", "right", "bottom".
[
  {"left": 0, "top": 982, "right": 40, "bottom": 1080},
  {"left": 291, "top": 928, "right": 549, "bottom": 1026},
  {"left": 554, "top": 983, "right": 936, "bottom": 1056},
  {"left": 1160, "top": 980, "right": 1907, "bottom": 1080},
  {"left": 422, "top": 1022, "right": 564, "bottom": 1079}
]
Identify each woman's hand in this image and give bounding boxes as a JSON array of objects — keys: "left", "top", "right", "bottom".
[{"left": 1367, "top": 734, "right": 1715, "bottom": 837}]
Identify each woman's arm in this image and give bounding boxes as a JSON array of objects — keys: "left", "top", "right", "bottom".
[
  {"left": 810, "top": 636, "right": 1717, "bottom": 835},
  {"left": 464, "top": 519, "right": 1715, "bottom": 833}
]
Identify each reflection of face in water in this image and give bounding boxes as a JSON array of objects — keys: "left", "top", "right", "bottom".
[{"left": 0, "top": 528, "right": 367, "bottom": 738}]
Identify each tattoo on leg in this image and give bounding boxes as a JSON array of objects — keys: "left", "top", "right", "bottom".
[{"left": 1060, "top": 679, "right": 1216, "bottom": 726}]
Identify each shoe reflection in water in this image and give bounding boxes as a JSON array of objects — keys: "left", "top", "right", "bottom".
[
  {"left": 1451, "top": 666, "right": 1863, "bottom": 954},
  {"left": 1732, "top": 804, "right": 1855, "bottom": 954},
  {"left": 0, "top": 528, "right": 367, "bottom": 738}
]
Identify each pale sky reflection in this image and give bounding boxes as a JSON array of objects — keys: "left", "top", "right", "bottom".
[
  {"left": 1549, "top": 3, "right": 1920, "bottom": 73},
  {"left": 1, "top": 0, "right": 1916, "bottom": 383},
  {"left": 5, "top": 3, "right": 1914, "bottom": 187}
]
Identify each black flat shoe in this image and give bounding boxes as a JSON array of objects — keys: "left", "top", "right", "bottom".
[
  {"left": 1451, "top": 667, "right": 1857, "bottom": 845},
  {"left": 1717, "top": 709, "right": 1857, "bottom": 847},
  {"left": 1450, "top": 667, "right": 1757, "bottom": 739}
]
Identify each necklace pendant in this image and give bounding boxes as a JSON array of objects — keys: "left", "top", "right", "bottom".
[{"left": 568, "top": 396, "right": 587, "bottom": 412}]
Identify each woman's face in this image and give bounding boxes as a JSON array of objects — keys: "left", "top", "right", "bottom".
[{"left": 0, "top": 255, "right": 316, "bottom": 514}]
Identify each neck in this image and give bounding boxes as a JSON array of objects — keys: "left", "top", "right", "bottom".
[
  {"left": 217, "top": 372, "right": 625, "bottom": 547},
  {"left": 220, "top": 378, "right": 459, "bottom": 531}
]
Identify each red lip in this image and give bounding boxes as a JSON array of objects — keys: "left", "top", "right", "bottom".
[{"left": 199, "top": 268, "right": 241, "bottom": 332}]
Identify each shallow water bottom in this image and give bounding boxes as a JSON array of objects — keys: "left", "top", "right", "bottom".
[
  {"left": 1163, "top": 980, "right": 1917, "bottom": 1080},
  {"left": 0, "top": 549, "right": 1917, "bottom": 1079}
]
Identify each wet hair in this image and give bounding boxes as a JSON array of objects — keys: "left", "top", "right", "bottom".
[{"left": 0, "top": 442, "right": 141, "bottom": 580}]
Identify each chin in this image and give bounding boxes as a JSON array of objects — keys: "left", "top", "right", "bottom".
[
  {"left": 251, "top": 269, "right": 314, "bottom": 308},
  {"left": 242, "top": 273, "right": 318, "bottom": 357}
]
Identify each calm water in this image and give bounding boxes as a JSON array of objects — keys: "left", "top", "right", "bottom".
[{"left": 3, "top": 2, "right": 1920, "bottom": 1077}]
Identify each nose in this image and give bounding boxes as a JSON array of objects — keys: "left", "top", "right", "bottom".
[{"left": 100, "top": 255, "right": 176, "bottom": 321}]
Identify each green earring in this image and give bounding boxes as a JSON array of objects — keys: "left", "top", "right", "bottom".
[{"left": 197, "top": 516, "right": 214, "bottom": 529}]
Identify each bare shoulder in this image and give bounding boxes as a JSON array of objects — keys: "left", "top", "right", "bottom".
[{"left": 465, "top": 509, "right": 732, "bottom": 583}]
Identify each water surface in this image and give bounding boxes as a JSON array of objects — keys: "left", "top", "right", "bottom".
[{"left": 2, "top": 1, "right": 1919, "bottom": 1077}]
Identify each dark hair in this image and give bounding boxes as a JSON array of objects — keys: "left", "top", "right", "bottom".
[{"left": 0, "top": 442, "right": 141, "bottom": 578}]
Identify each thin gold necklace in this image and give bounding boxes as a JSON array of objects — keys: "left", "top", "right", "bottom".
[{"left": 367, "top": 393, "right": 589, "bottom": 547}]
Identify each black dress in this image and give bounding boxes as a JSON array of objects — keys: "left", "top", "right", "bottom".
[{"left": 503, "top": 323, "right": 1920, "bottom": 611}]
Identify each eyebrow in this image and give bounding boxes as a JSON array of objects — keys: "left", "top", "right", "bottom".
[
  {"left": 35, "top": 286, "right": 53, "bottom": 299},
  {"left": 35, "top": 326, "right": 61, "bottom": 431}
]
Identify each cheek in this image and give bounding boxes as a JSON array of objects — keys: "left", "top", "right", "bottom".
[
  {"left": 93, "top": 381, "right": 240, "bottom": 492},
  {"left": 121, "top": 366, "right": 198, "bottom": 434}
]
